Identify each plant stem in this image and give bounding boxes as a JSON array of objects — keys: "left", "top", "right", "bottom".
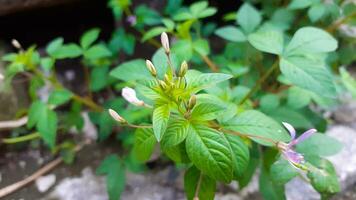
[
  {"left": 199, "top": 54, "right": 219, "bottom": 72},
  {"left": 239, "top": 59, "right": 279, "bottom": 105},
  {"left": 221, "top": 128, "right": 278, "bottom": 146},
  {"left": 33, "top": 68, "right": 103, "bottom": 112},
  {"left": 327, "top": 12, "right": 356, "bottom": 33},
  {"left": 194, "top": 172, "right": 203, "bottom": 199},
  {"left": 2, "top": 132, "right": 40, "bottom": 144}
]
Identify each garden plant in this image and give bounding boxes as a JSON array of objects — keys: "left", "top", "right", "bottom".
[{"left": 1, "top": 0, "right": 356, "bottom": 199}]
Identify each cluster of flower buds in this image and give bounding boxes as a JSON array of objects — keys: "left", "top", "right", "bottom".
[{"left": 108, "top": 109, "right": 126, "bottom": 123}]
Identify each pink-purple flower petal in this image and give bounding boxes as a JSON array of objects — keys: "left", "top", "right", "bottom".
[
  {"left": 282, "top": 122, "right": 296, "bottom": 140},
  {"left": 293, "top": 128, "right": 317, "bottom": 146}
]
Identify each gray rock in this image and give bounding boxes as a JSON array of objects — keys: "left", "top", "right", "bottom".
[{"left": 47, "top": 167, "right": 107, "bottom": 200}]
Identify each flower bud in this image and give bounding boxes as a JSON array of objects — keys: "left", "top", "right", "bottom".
[
  {"left": 122, "top": 87, "right": 145, "bottom": 106},
  {"left": 11, "top": 39, "right": 22, "bottom": 49},
  {"left": 159, "top": 80, "right": 168, "bottom": 89},
  {"left": 161, "top": 32, "right": 170, "bottom": 54},
  {"left": 0, "top": 73, "right": 4, "bottom": 80},
  {"left": 164, "top": 74, "right": 170, "bottom": 83},
  {"left": 108, "top": 109, "right": 126, "bottom": 123},
  {"left": 178, "top": 77, "right": 186, "bottom": 89},
  {"left": 179, "top": 61, "right": 188, "bottom": 77},
  {"left": 188, "top": 95, "right": 197, "bottom": 110},
  {"left": 146, "top": 60, "right": 157, "bottom": 77}
]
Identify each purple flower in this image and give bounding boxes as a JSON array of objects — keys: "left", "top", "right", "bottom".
[
  {"left": 278, "top": 122, "right": 317, "bottom": 169},
  {"left": 126, "top": 15, "right": 137, "bottom": 26}
]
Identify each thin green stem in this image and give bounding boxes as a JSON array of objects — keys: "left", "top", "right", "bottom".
[
  {"left": 2, "top": 132, "right": 40, "bottom": 144},
  {"left": 239, "top": 59, "right": 280, "bottom": 105}
]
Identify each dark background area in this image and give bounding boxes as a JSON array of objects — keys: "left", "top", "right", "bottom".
[{"left": 0, "top": 0, "right": 239, "bottom": 48}]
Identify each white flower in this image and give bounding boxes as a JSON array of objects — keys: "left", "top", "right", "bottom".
[
  {"left": 108, "top": 109, "right": 126, "bottom": 123},
  {"left": 122, "top": 87, "right": 145, "bottom": 106},
  {"left": 0, "top": 73, "right": 4, "bottom": 80},
  {"left": 11, "top": 39, "right": 22, "bottom": 49},
  {"left": 161, "top": 32, "right": 170, "bottom": 53}
]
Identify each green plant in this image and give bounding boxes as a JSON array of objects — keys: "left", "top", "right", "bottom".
[{"left": 1, "top": 0, "right": 355, "bottom": 199}]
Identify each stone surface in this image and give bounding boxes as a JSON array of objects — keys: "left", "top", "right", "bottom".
[
  {"left": 36, "top": 174, "right": 56, "bottom": 193},
  {"left": 48, "top": 167, "right": 107, "bottom": 200}
]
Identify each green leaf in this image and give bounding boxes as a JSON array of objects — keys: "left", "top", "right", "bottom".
[
  {"left": 40, "top": 57, "right": 55, "bottom": 71},
  {"left": 259, "top": 168, "right": 286, "bottom": 200},
  {"left": 215, "top": 26, "right": 246, "bottom": 42},
  {"left": 90, "top": 66, "right": 109, "bottom": 92},
  {"left": 162, "top": 18, "right": 175, "bottom": 30},
  {"left": 260, "top": 94, "right": 280, "bottom": 112},
  {"left": 80, "top": 28, "right": 100, "bottom": 49},
  {"left": 287, "top": 86, "right": 312, "bottom": 109},
  {"left": 152, "top": 104, "right": 170, "bottom": 141},
  {"left": 141, "top": 27, "right": 168, "bottom": 42},
  {"left": 184, "top": 166, "right": 216, "bottom": 200},
  {"left": 307, "top": 157, "right": 340, "bottom": 196},
  {"left": 296, "top": 133, "right": 343, "bottom": 157},
  {"left": 190, "top": 102, "right": 225, "bottom": 121},
  {"left": 133, "top": 128, "right": 156, "bottom": 162},
  {"left": 110, "top": 59, "right": 152, "bottom": 82},
  {"left": 186, "top": 124, "right": 233, "bottom": 183},
  {"left": 96, "top": 155, "right": 126, "bottom": 200},
  {"left": 193, "top": 39, "right": 210, "bottom": 56},
  {"left": 285, "top": 27, "right": 337, "bottom": 55},
  {"left": 308, "top": 4, "right": 326, "bottom": 22},
  {"left": 237, "top": 3, "right": 261, "bottom": 34},
  {"left": 340, "top": 67, "right": 356, "bottom": 98},
  {"left": 267, "top": 107, "right": 313, "bottom": 129},
  {"left": 48, "top": 89, "right": 73, "bottom": 106},
  {"left": 198, "top": 7, "right": 217, "bottom": 18},
  {"left": 162, "top": 142, "right": 190, "bottom": 163},
  {"left": 161, "top": 117, "right": 190, "bottom": 148},
  {"left": 52, "top": 43, "right": 82, "bottom": 59},
  {"left": 288, "top": 0, "right": 313, "bottom": 9},
  {"left": 280, "top": 55, "right": 336, "bottom": 98},
  {"left": 173, "top": 11, "right": 194, "bottom": 21},
  {"left": 225, "top": 134, "right": 250, "bottom": 178},
  {"left": 171, "top": 39, "right": 193, "bottom": 61},
  {"left": 248, "top": 30, "right": 284, "bottom": 55},
  {"left": 84, "top": 44, "right": 112, "bottom": 60},
  {"left": 27, "top": 101, "right": 46, "bottom": 129},
  {"left": 238, "top": 146, "right": 260, "bottom": 188},
  {"left": 190, "top": 1, "right": 208, "bottom": 16},
  {"left": 27, "top": 101, "right": 57, "bottom": 148},
  {"left": 224, "top": 110, "right": 290, "bottom": 146},
  {"left": 37, "top": 107, "right": 58, "bottom": 148},
  {"left": 270, "top": 158, "right": 298, "bottom": 185},
  {"left": 186, "top": 71, "right": 232, "bottom": 93},
  {"left": 46, "top": 37, "right": 64, "bottom": 56}
]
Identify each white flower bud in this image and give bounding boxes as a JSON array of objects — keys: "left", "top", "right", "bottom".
[
  {"left": 161, "top": 32, "right": 170, "bottom": 54},
  {"left": 146, "top": 60, "right": 157, "bottom": 77},
  {"left": 122, "top": 87, "right": 145, "bottom": 106},
  {"left": 0, "top": 73, "right": 4, "bottom": 80},
  {"left": 179, "top": 61, "right": 188, "bottom": 77},
  {"left": 108, "top": 109, "right": 126, "bottom": 123},
  {"left": 11, "top": 39, "right": 22, "bottom": 49}
]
